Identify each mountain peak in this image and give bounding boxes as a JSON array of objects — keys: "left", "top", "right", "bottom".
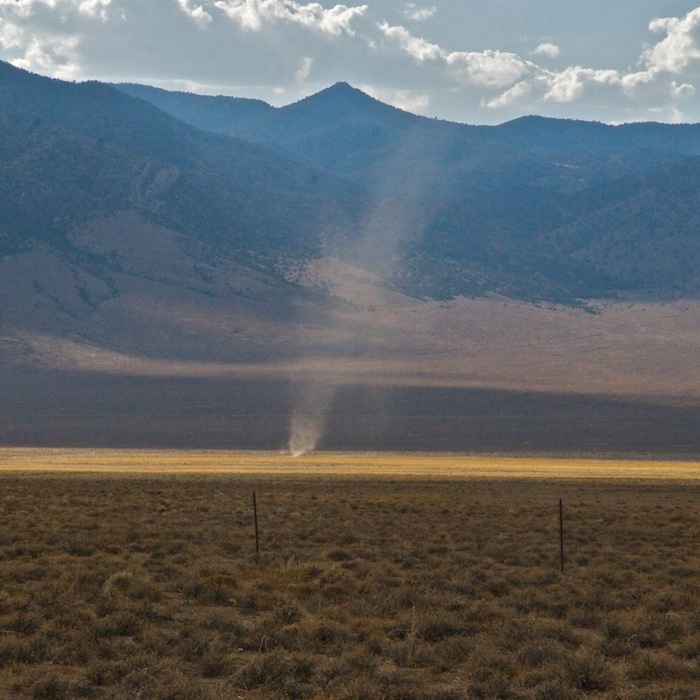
[
  {"left": 321, "top": 81, "right": 363, "bottom": 96},
  {"left": 286, "top": 81, "right": 378, "bottom": 110},
  {"left": 282, "top": 81, "right": 419, "bottom": 126}
]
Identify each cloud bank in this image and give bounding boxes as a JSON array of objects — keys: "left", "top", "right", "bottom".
[{"left": 2, "top": 1, "right": 700, "bottom": 122}]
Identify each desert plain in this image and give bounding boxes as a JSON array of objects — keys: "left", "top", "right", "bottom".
[{"left": 1, "top": 449, "right": 698, "bottom": 699}]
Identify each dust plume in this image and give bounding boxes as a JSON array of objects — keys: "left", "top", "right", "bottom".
[
  {"left": 286, "top": 127, "right": 447, "bottom": 455},
  {"left": 288, "top": 382, "right": 336, "bottom": 456}
]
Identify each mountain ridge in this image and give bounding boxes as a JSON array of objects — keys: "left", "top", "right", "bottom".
[{"left": 1, "top": 62, "right": 699, "bottom": 307}]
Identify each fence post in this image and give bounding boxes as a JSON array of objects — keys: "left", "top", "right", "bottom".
[
  {"left": 253, "top": 491, "right": 260, "bottom": 558},
  {"left": 559, "top": 498, "right": 565, "bottom": 573}
]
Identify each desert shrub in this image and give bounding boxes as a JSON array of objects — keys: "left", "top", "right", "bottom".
[
  {"left": 532, "top": 680, "right": 573, "bottom": 700},
  {"left": 308, "top": 621, "right": 351, "bottom": 651},
  {"left": 95, "top": 610, "right": 143, "bottom": 638},
  {"left": 199, "top": 648, "right": 232, "bottom": 678},
  {"left": 234, "top": 649, "right": 314, "bottom": 693},
  {"left": 3, "top": 611, "right": 42, "bottom": 635},
  {"left": 517, "top": 642, "right": 559, "bottom": 669},
  {"left": 565, "top": 649, "right": 617, "bottom": 691},
  {"left": 0, "top": 636, "right": 46, "bottom": 666},
  {"left": 30, "top": 674, "right": 71, "bottom": 700},
  {"left": 628, "top": 651, "right": 699, "bottom": 681},
  {"left": 326, "top": 547, "right": 353, "bottom": 561}
]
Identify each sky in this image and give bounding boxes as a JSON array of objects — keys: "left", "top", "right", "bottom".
[{"left": 4, "top": 1, "right": 700, "bottom": 124}]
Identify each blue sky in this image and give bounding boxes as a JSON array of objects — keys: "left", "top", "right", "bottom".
[{"left": 3, "top": 1, "right": 700, "bottom": 123}]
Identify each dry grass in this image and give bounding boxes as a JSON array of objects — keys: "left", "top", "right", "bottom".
[
  {"left": 0, "top": 454, "right": 698, "bottom": 698},
  {"left": 1, "top": 448, "right": 699, "bottom": 479}
]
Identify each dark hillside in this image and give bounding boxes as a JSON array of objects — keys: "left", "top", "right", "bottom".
[
  {"left": 0, "top": 62, "right": 360, "bottom": 267},
  {"left": 115, "top": 82, "right": 274, "bottom": 136}
]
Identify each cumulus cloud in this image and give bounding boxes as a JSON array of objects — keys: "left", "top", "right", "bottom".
[
  {"left": 177, "top": 0, "right": 213, "bottom": 25},
  {"left": 644, "top": 8, "right": 700, "bottom": 74},
  {"left": 212, "top": 0, "right": 368, "bottom": 35},
  {"left": 0, "top": 0, "right": 89, "bottom": 77},
  {"left": 530, "top": 42, "right": 559, "bottom": 58},
  {"left": 543, "top": 67, "right": 620, "bottom": 103},
  {"left": 78, "top": 0, "right": 112, "bottom": 19},
  {"left": 0, "top": 0, "right": 111, "bottom": 19},
  {"left": 447, "top": 50, "right": 533, "bottom": 89},
  {"left": 375, "top": 22, "right": 532, "bottom": 88},
  {"left": 368, "top": 10, "right": 699, "bottom": 120},
  {"left": 14, "top": 34, "right": 81, "bottom": 78},
  {"left": 484, "top": 80, "right": 533, "bottom": 109},
  {"left": 401, "top": 3, "right": 436, "bottom": 22},
  {"left": 296, "top": 54, "right": 313, "bottom": 80},
  {"left": 0, "top": 20, "right": 24, "bottom": 50},
  {"left": 376, "top": 21, "right": 441, "bottom": 61},
  {"left": 0, "top": 0, "right": 47, "bottom": 19}
]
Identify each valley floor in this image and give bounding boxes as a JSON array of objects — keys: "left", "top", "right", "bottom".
[{"left": 2, "top": 369, "right": 698, "bottom": 456}]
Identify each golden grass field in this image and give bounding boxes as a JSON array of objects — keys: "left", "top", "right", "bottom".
[{"left": 1, "top": 448, "right": 699, "bottom": 480}]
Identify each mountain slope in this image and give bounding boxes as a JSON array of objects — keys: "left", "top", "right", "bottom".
[
  {"left": 2, "top": 61, "right": 700, "bottom": 324},
  {"left": 0, "top": 62, "right": 360, "bottom": 268},
  {"left": 542, "top": 157, "right": 700, "bottom": 295},
  {"left": 0, "top": 61, "right": 368, "bottom": 366}
]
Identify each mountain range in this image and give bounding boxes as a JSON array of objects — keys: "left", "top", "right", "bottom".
[
  {"left": 1, "top": 62, "right": 698, "bottom": 453},
  {"left": 118, "top": 80, "right": 700, "bottom": 301}
]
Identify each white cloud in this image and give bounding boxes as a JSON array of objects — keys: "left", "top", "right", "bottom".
[
  {"left": 376, "top": 22, "right": 532, "bottom": 89},
  {"left": 0, "top": 1, "right": 87, "bottom": 75},
  {"left": 543, "top": 66, "right": 621, "bottom": 103},
  {"left": 213, "top": 0, "right": 264, "bottom": 31},
  {"left": 484, "top": 80, "right": 532, "bottom": 109},
  {"left": 377, "top": 21, "right": 441, "bottom": 61},
  {"left": 0, "top": 20, "right": 24, "bottom": 49},
  {"left": 177, "top": 0, "right": 213, "bottom": 25},
  {"left": 0, "top": 0, "right": 110, "bottom": 19},
  {"left": 13, "top": 34, "right": 80, "bottom": 78},
  {"left": 296, "top": 54, "right": 313, "bottom": 80},
  {"left": 0, "top": 1, "right": 50, "bottom": 19},
  {"left": 447, "top": 50, "right": 532, "bottom": 89},
  {"left": 401, "top": 3, "right": 436, "bottom": 22},
  {"left": 78, "top": 0, "right": 111, "bottom": 19},
  {"left": 212, "top": 0, "right": 368, "bottom": 35},
  {"left": 644, "top": 8, "right": 700, "bottom": 74},
  {"left": 370, "top": 11, "right": 700, "bottom": 120},
  {"left": 530, "top": 42, "right": 559, "bottom": 58}
]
